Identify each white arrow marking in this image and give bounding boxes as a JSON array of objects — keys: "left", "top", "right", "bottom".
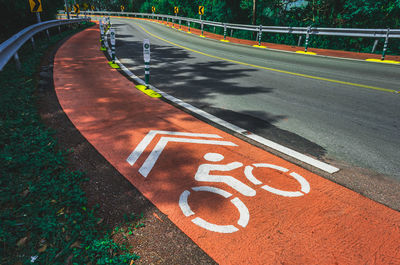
[
  {"left": 138, "top": 136, "right": 237, "bottom": 177},
  {"left": 126, "top": 130, "right": 224, "bottom": 166}
]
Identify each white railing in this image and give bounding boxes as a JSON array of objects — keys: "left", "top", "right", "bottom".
[{"left": 0, "top": 18, "right": 90, "bottom": 71}]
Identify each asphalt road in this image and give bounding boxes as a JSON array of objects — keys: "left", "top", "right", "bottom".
[{"left": 110, "top": 18, "right": 400, "bottom": 181}]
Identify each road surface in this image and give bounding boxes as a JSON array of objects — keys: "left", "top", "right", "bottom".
[{"left": 111, "top": 18, "right": 400, "bottom": 181}]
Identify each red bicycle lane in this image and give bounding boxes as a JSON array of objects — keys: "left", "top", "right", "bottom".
[{"left": 53, "top": 26, "right": 400, "bottom": 264}]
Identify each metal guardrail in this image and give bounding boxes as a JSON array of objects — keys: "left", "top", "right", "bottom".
[
  {"left": 59, "top": 10, "right": 399, "bottom": 59},
  {"left": 78, "top": 11, "right": 400, "bottom": 39},
  {"left": 0, "top": 18, "right": 90, "bottom": 71}
]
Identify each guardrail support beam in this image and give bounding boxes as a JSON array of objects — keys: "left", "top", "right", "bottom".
[
  {"left": 13, "top": 52, "right": 21, "bottom": 70},
  {"left": 30, "top": 37, "right": 35, "bottom": 49},
  {"left": 297, "top": 35, "right": 302, "bottom": 47}
]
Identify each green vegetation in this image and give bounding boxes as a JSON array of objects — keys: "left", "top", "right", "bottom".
[
  {"left": 0, "top": 22, "right": 140, "bottom": 264},
  {"left": 0, "top": 0, "right": 65, "bottom": 42}
]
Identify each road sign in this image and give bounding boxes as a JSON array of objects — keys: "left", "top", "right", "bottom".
[
  {"left": 121, "top": 5, "right": 125, "bottom": 11},
  {"left": 91, "top": 5, "right": 95, "bottom": 11},
  {"left": 152, "top": 6, "right": 155, "bottom": 13},
  {"left": 29, "top": 0, "right": 42, "bottom": 12},
  {"left": 198, "top": 6, "right": 204, "bottom": 15},
  {"left": 143, "top": 39, "right": 151, "bottom": 63},
  {"left": 174, "top": 6, "right": 179, "bottom": 14},
  {"left": 82, "top": 3, "right": 88, "bottom": 11},
  {"left": 74, "top": 4, "right": 80, "bottom": 14}
]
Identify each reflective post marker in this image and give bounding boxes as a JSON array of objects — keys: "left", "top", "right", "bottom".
[
  {"left": 258, "top": 25, "right": 262, "bottom": 46},
  {"left": 99, "top": 20, "right": 105, "bottom": 50},
  {"left": 304, "top": 26, "right": 311, "bottom": 52},
  {"left": 143, "top": 39, "right": 151, "bottom": 85},
  {"left": 223, "top": 24, "right": 227, "bottom": 40},
  {"left": 187, "top": 21, "right": 191, "bottom": 33},
  {"left": 179, "top": 19, "right": 181, "bottom": 30},
  {"left": 381, "top": 28, "right": 390, "bottom": 61},
  {"left": 110, "top": 28, "right": 116, "bottom": 63}
]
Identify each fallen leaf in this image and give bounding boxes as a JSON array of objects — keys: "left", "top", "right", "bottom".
[
  {"left": 21, "top": 189, "right": 29, "bottom": 197},
  {"left": 16, "top": 237, "right": 28, "bottom": 247},
  {"left": 57, "top": 208, "right": 65, "bottom": 215},
  {"left": 70, "top": 241, "right": 82, "bottom": 249},
  {"left": 38, "top": 244, "right": 47, "bottom": 253}
]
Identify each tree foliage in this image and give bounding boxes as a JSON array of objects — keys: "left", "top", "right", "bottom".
[{"left": 0, "top": 0, "right": 65, "bottom": 42}]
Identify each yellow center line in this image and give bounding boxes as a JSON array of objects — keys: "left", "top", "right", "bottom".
[{"left": 132, "top": 22, "right": 398, "bottom": 94}]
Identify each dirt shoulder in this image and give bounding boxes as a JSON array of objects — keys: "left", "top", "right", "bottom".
[{"left": 37, "top": 28, "right": 216, "bottom": 265}]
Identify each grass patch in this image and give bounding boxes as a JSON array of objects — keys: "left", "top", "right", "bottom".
[{"left": 0, "top": 22, "right": 140, "bottom": 264}]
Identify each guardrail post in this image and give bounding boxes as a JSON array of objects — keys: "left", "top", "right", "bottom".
[
  {"left": 258, "top": 25, "right": 262, "bottom": 46},
  {"left": 187, "top": 21, "right": 191, "bottom": 33},
  {"left": 179, "top": 19, "right": 181, "bottom": 30},
  {"left": 297, "top": 35, "right": 302, "bottom": 46},
  {"left": 371, "top": 39, "right": 378, "bottom": 53},
  {"left": 13, "top": 52, "right": 21, "bottom": 70},
  {"left": 381, "top": 28, "right": 390, "bottom": 60},
  {"left": 304, "top": 26, "right": 311, "bottom": 52},
  {"left": 223, "top": 24, "right": 227, "bottom": 40},
  {"left": 30, "top": 37, "right": 35, "bottom": 49},
  {"left": 46, "top": 29, "right": 50, "bottom": 40},
  {"left": 58, "top": 26, "right": 61, "bottom": 33},
  {"left": 231, "top": 29, "right": 233, "bottom": 37},
  {"left": 214, "top": 26, "right": 216, "bottom": 33}
]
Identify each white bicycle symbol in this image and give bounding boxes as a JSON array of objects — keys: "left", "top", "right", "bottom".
[{"left": 179, "top": 152, "right": 310, "bottom": 233}]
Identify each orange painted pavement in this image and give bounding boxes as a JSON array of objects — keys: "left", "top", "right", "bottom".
[{"left": 53, "top": 26, "right": 400, "bottom": 264}]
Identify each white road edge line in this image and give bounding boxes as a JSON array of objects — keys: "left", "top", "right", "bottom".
[{"left": 103, "top": 33, "right": 340, "bottom": 174}]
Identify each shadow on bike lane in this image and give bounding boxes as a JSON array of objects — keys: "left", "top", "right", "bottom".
[{"left": 53, "top": 26, "right": 400, "bottom": 265}]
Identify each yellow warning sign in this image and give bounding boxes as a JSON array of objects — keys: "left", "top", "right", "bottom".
[
  {"left": 174, "top": 7, "right": 179, "bottom": 14},
  {"left": 73, "top": 4, "right": 80, "bottom": 14},
  {"left": 121, "top": 5, "right": 125, "bottom": 11},
  {"left": 152, "top": 6, "right": 156, "bottom": 13},
  {"left": 198, "top": 6, "right": 204, "bottom": 15},
  {"left": 29, "top": 0, "right": 42, "bottom": 12}
]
